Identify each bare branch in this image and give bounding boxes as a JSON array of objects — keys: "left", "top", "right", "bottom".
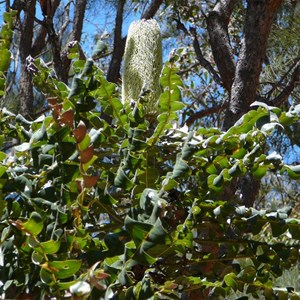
[
  {"left": 32, "top": 0, "right": 61, "bottom": 57},
  {"left": 272, "top": 60, "right": 300, "bottom": 106},
  {"left": 177, "top": 62, "right": 201, "bottom": 76},
  {"left": 207, "top": 0, "right": 237, "bottom": 92},
  {"left": 57, "top": 3, "right": 71, "bottom": 38},
  {"left": 185, "top": 103, "right": 228, "bottom": 126},
  {"left": 190, "top": 27, "right": 222, "bottom": 86}
]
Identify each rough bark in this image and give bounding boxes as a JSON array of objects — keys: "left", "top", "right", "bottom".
[
  {"left": 19, "top": 0, "right": 36, "bottom": 117},
  {"left": 106, "top": 0, "right": 126, "bottom": 83},
  {"left": 107, "top": 0, "right": 164, "bottom": 83},
  {"left": 223, "top": 0, "right": 283, "bottom": 130},
  {"left": 60, "top": 0, "right": 88, "bottom": 82},
  {"left": 205, "top": 0, "right": 284, "bottom": 207},
  {"left": 32, "top": 0, "right": 61, "bottom": 57},
  {"left": 207, "top": 0, "right": 237, "bottom": 92},
  {"left": 141, "top": 0, "right": 163, "bottom": 19}
]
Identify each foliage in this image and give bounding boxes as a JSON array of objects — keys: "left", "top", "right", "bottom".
[
  {"left": 0, "top": 10, "right": 16, "bottom": 96},
  {"left": 1, "top": 42, "right": 300, "bottom": 300}
]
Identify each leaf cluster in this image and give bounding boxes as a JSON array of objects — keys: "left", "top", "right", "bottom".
[{"left": 1, "top": 40, "right": 300, "bottom": 299}]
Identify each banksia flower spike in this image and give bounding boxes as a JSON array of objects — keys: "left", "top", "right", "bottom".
[{"left": 122, "top": 19, "right": 163, "bottom": 116}]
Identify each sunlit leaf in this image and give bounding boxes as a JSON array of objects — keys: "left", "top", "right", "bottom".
[
  {"left": 47, "top": 260, "right": 82, "bottom": 279},
  {"left": 23, "top": 212, "right": 43, "bottom": 236}
]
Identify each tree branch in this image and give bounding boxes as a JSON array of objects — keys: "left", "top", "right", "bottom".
[
  {"left": 272, "top": 60, "right": 300, "bottom": 107},
  {"left": 70, "top": 0, "right": 87, "bottom": 42},
  {"left": 190, "top": 27, "right": 222, "bottom": 86},
  {"left": 185, "top": 103, "right": 228, "bottom": 126},
  {"left": 32, "top": 0, "right": 61, "bottom": 57},
  {"left": 177, "top": 62, "right": 201, "bottom": 76},
  {"left": 141, "top": 0, "right": 163, "bottom": 19},
  {"left": 207, "top": 0, "right": 237, "bottom": 92}
]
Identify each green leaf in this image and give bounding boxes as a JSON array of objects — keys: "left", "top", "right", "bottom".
[
  {"left": 207, "top": 174, "right": 223, "bottom": 193},
  {"left": 114, "top": 167, "right": 134, "bottom": 189},
  {"left": 136, "top": 276, "right": 154, "bottom": 299},
  {"left": 40, "top": 268, "right": 53, "bottom": 284},
  {"left": 224, "top": 273, "right": 238, "bottom": 290},
  {"left": 125, "top": 216, "right": 168, "bottom": 265},
  {"left": 282, "top": 165, "right": 300, "bottom": 179},
  {"left": 40, "top": 240, "right": 61, "bottom": 254},
  {"left": 287, "top": 222, "right": 300, "bottom": 239},
  {"left": 0, "top": 49, "right": 11, "bottom": 72},
  {"left": 32, "top": 251, "right": 45, "bottom": 265},
  {"left": 252, "top": 165, "right": 268, "bottom": 179},
  {"left": 48, "top": 260, "right": 82, "bottom": 279},
  {"left": 23, "top": 212, "right": 43, "bottom": 236},
  {"left": 0, "top": 151, "right": 6, "bottom": 162},
  {"left": 270, "top": 221, "right": 288, "bottom": 237},
  {"left": 69, "top": 77, "right": 86, "bottom": 98},
  {"left": 125, "top": 216, "right": 153, "bottom": 248},
  {"left": 162, "top": 177, "right": 178, "bottom": 191},
  {"left": 171, "top": 158, "right": 189, "bottom": 179}
]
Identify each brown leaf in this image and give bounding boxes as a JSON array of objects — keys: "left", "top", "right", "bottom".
[
  {"left": 60, "top": 109, "right": 74, "bottom": 128},
  {"left": 79, "top": 145, "right": 94, "bottom": 163},
  {"left": 73, "top": 120, "right": 87, "bottom": 143},
  {"left": 83, "top": 174, "right": 98, "bottom": 188}
]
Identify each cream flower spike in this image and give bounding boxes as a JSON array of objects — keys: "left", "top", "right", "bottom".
[{"left": 122, "top": 19, "right": 162, "bottom": 116}]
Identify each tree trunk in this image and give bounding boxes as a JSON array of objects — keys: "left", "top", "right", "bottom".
[
  {"left": 19, "top": 0, "right": 36, "bottom": 118},
  {"left": 223, "top": 0, "right": 283, "bottom": 130},
  {"left": 107, "top": 0, "right": 126, "bottom": 83},
  {"left": 205, "top": 0, "right": 283, "bottom": 207},
  {"left": 207, "top": 0, "right": 237, "bottom": 93},
  {"left": 61, "top": 0, "right": 88, "bottom": 82}
]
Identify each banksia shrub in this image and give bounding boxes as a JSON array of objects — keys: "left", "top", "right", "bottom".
[{"left": 122, "top": 19, "right": 162, "bottom": 116}]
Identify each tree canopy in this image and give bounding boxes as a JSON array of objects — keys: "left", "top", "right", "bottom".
[{"left": 0, "top": 0, "right": 300, "bottom": 299}]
